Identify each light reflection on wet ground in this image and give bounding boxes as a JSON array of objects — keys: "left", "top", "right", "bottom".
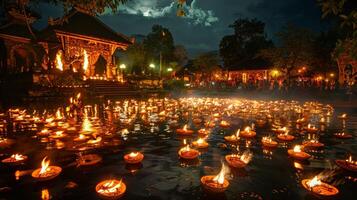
[{"left": 0, "top": 97, "right": 356, "bottom": 200}]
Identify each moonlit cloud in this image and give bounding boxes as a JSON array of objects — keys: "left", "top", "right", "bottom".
[{"left": 107, "top": 0, "right": 219, "bottom": 26}]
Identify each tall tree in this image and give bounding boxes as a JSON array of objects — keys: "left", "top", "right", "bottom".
[
  {"left": 219, "top": 18, "right": 273, "bottom": 69},
  {"left": 259, "top": 24, "right": 315, "bottom": 81},
  {"left": 143, "top": 25, "right": 175, "bottom": 63},
  {"left": 193, "top": 52, "right": 219, "bottom": 81},
  {"left": 173, "top": 45, "right": 188, "bottom": 69},
  {"left": 318, "top": 0, "right": 356, "bottom": 37},
  {"left": 121, "top": 43, "right": 147, "bottom": 75}
]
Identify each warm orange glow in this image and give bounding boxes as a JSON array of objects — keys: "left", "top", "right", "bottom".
[
  {"left": 307, "top": 176, "right": 322, "bottom": 188},
  {"left": 129, "top": 152, "right": 139, "bottom": 158},
  {"left": 293, "top": 145, "right": 302, "bottom": 153},
  {"left": 213, "top": 163, "right": 228, "bottom": 185},
  {"left": 11, "top": 154, "right": 26, "bottom": 161},
  {"left": 39, "top": 157, "right": 50, "bottom": 175},
  {"left": 41, "top": 189, "right": 50, "bottom": 200},
  {"left": 83, "top": 49, "right": 89, "bottom": 73},
  {"left": 55, "top": 51, "right": 63, "bottom": 71},
  {"left": 98, "top": 179, "right": 122, "bottom": 195}
]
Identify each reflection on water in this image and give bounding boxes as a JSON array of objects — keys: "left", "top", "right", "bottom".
[{"left": 0, "top": 97, "right": 356, "bottom": 200}]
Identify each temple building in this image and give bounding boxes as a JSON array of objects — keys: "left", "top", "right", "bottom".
[
  {"left": 0, "top": 5, "right": 43, "bottom": 74},
  {"left": 0, "top": 5, "right": 133, "bottom": 80}
]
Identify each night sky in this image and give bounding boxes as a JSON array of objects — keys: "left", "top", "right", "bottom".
[{"left": 28, "top": 0, "right": 330, "bottom": 57}]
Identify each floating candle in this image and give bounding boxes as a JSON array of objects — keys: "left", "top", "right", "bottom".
[
  {"left": 201, "top": 163, "right": 230, "bottom": 193},
  {"left": 32, "top": 157, "right": 62, "bottom": 181},
  {"left": 124, "top": 152, "right": 144, "bottom": 164},
  {"left": 96, "top": 179, "right": 126, "bottom": 199}
]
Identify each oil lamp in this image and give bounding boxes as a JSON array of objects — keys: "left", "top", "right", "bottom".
[
  {"left": 0, "top": 138, "right": 14, "bottom": 148},
  {"left": 273, "top": 127, "right": 287, "bottom": 134},
  {"left": 96, "top": 179, "right": 126, "bottom": 199},
  {"left": 334, "top": 131, "right": 352, "bottom": 139},
  {"left": 219, "top": 120, "right": 230, "bottom": 128},
  {"left": 224, "top": 129, "right": 240, "bottom": 143},
  {"left": 338, "top": 113, "right": 347, "bottom": 120},
  {"left": 277, "top": 131, "right": 295, "bottom": 141},
  {"left": 50, "top": 130, "right": 66, "bottom": 139},
  {"left": 37, "top": 128, "right": 51, "bottom": 137},
  {"left": 225, "top": 151, "right": 252, "bottom": 168},
  {"left": 301, "top": 176, "right": 339, "bottom": 196},
  {"left": 305, "top": 124, "right": 318, "bottom": 133},
  {"left": 255, "top": 119, "right": 266, "bottom": 127},
  {"left": 178, "top": 140, "right": 199, "bottom": 160},
  {"left": 198, "top": 128, "right": 209, "bottom": 136},
  {"left": 77, "top": 154, "right": 102, "bottom": 167},
  {"left": 124, "top": 152, "right": 144, "bottom": 164},
  {"left": 319, "top": 117, "right": 326, "bottom": 125},
  {"left": 1, "top": 154, "right": 28, "bottom": 165},
  {"left": 32, "top": 157, "right": 62, "bottom": 181},
  {"left": 240, "top": 126, "right": 256, "bottom": 138},
  {"left": 80, "top": 117, "right": 94, "bottom": 134},
  {"left": 192, "top": 138, "right": 209, "bottom": 148},
  {"left": 87, "top": 136, "right": 102, "bottom": 144},
  {"left": 176, "top": 124, "right": 194, "bottom": 135},
  {"left": 302, "top": 136, "right": 324, "bottom": 148},
  {"left": 74, "top": 134, "right": 89, "bottom": 142},
  {"left": 335, "top": 155, "right": 357, "bottom": 172},
  {"left": 193, "top": 118, "right": 202, "bottom": 124},
  {"left": 205, "top": 121, "right": 215, "bottom": 128},
  {"left": 201, "top": 163, "right": 229, "bottom": 193},
  {"left": 261, "top": 136, "right": 278, "bottom": 148},
  {"left": 288, "top": 145, "right": 311, "bottom": 160},
  {"left": 296, "top": 118, "right": 306, "bottom": 125}
]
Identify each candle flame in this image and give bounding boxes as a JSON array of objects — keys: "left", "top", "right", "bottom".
[
  {"left": 293, "top": 145, "right": 302, "bottom": 153},
  {"left": 11, "top": 154, "right": 25, "bottom": 161},
  {"left": 196, "top": 138, "right": 205, "bottom": 144},
  {"left": 240, "top": 151, "right": 253, "bottom": 164},
  {"left": 236, "top": 129, "right": 240, "bottom": 137},
  {"left": 129, "top": 152, "right": 138, "bottom": 157},
  {"left": 307, "top": 176, "right": 322, "bottom": 188},
  {"left": 98, "top": 179, "right": 122, "bottom": 194},
  {"left": 83, "top": 49, "right": 89, "bottom": 73},
  {"left": 55, "top": 131, "right": 63, "bottom": 136},
  {"left": 183, "top": 124, "right": 187, "bottom": 131},
  {"left": 244, "top": 126, "right": 251, "bottom": 133},
  {"left": 55, "top": 51, "right": 63, "bottom": 71},
  {"left": 213, "top": 163, "right": 229, "bottom": 185},
  {"left": 55, "top": 109, "right": 62, "bottom": 119},
  {"left": 39, "top": 157, "right": 50, "bottom": 175}
]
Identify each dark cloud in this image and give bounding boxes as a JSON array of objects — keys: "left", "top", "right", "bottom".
[{"left": 30, "top": 0, "right": 328, "bottom": 57}]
